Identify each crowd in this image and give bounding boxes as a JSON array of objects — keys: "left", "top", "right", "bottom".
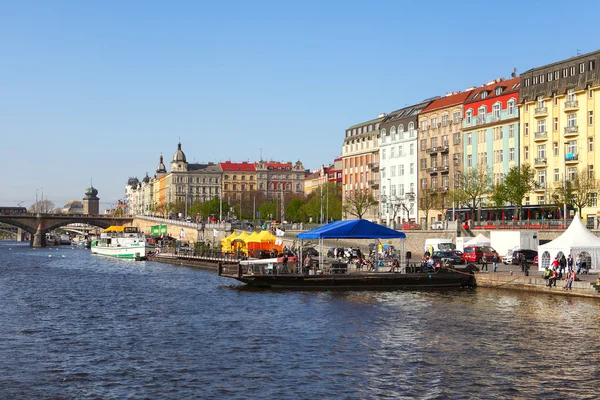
[{"left": 542, "top": 253, "right": 590, "bottom": 289}]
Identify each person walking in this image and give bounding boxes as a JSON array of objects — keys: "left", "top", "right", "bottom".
[
  {"left": 559, "top": 255, "right": 567, "bottom": 279},
  {"left": 521, "top": 253, "right": 529, "bottom": 276},
  {"left": 481, "top": 254, "right": 488, "bottom": 272},
  {"left": 567, "top": 254, "right": 573, "bottom": 271},
  {"left": 576, "top": 253, "right": 582, "bottom": 275},
  {"left": 492, "top": 253, "right": 499, "bottom": 272}
]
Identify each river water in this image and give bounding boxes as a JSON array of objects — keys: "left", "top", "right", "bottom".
[{"left": 1, "top": 241, "right": 599, "bottom": 399}]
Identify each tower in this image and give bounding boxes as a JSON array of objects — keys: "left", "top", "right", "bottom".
[{"left": 83, "top": 184, "right": 100, "bottom": 215}]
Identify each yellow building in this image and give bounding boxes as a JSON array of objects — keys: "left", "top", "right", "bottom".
[{"left": 519, "top": 50, "right": 600, "bottom": 225}]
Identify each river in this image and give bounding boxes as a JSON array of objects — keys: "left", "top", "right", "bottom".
[{"left": 1, "top": 241, "right": 599, "bottom": 399}]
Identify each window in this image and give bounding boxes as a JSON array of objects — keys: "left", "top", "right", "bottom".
[
  {"left": 553, "top": 117, "right": 558, "bottom": 131},
  {"left": 497, "top": 150, "right": 503, "bottom": 162},
  {"left": 589, "top": 165, "right": 595, "bottom": 179},
  {"left": 537, "top": 119, "right": 546, "bottom": 133},
  {"left": 454, "top": 132, "right": 461, "bottom": 145},
  {"left": 390, "top": 165, "right": 396, "bottom": 177},
  {"left": 382, "top": 149, "right": 386, "bottom": 160},
  {"left": 570, "top": 66, "right": 576, "bottom": 76},
  {"left": 390, "top": 126, "right": 396, "bottom": 141},
  {"left": 509, "top": 124, "right": 515, "bottom": 138},
  {"left": 467, "top": 133, "right": 472, "bottom": 145},
  {"left": 390, "top": 146, "right": 395, "bottom": 158},
  {"left": 495, "top": 87, "right": 502, "bottom": 95},
  {"left": 410, "top": 143, "right": 414, "bottom": 155},
  {"left": 589, "top": 137, "right": 595, "bottom": 152},
  {"left": 431, "top": 116, "right": 438, "bottom": 128},
  {"left": 547, "top": 72, "right": 553, "bottom": 82},
  {"left": 507, "top": 100, "right": 515, "bottom": 115},
  {"left": 420, "top": 159, "right": 427, "bottom": 170},
  {"left": 525, "top": 123, "right": 529, "bottom": 136},
  {"left": 408, "top": 122, "right": 415, "bottom": 136},
  {"left": 525, "top": 78, "right": 530, "bottom": 86},
  {"left": 410, "top": 163, "right": 414, "bottom": 174},
  {"left": 568, "top": 167, "right": 577, "bottom": 181},
  {"left": 589, "top": 192, "right": 598, "bottom": 207},
  {"left": 398, "top": 125, "right": 404, "bottom": 139},
  {"left": 420, "top": 139, "right": 426, "bottom": 150},
  {"left": 493, "top": 103, "right": 501, "bottom": 119},
  {"left": 453, "top": 112, "right": 461, "bottom": 124},
  {"left": 555, "top": 70, "right": 559, "bottom": 80},
  {"left": 442, "top": 114, "right": 449, "bottom": 127},
  {"left": 398, "top": 145, "right": 403, "bottom": 157},
  {"left": 590, "top": 111, "right": 594, "bottom": 125},
  {"left": 567, "top": 89, "right": 576, "bottom": 102},
  {"left": 538, "top": 144, "right": 546, "bottom": 158},
  {"left": 538, "top": 170, "right": 546, "bottom": 186},
  {"left": 481, "top": 91, "right": 488, "bottom": 99},
  {"left": 590, "top": 60, "right": 596, "bottom": 70},
  {"left": 467, "top": 154, "right": 472, "bottom": 167},
  {"left": 553, "top": 142, "right": 559, "bottom": 156},
  {"left": 591, "top": 89, "right": 594, "bottom": 99},
  {"left": 567, "top": 113, "right": 577, "bottom": 127},
  {"left": 537, "top": 96, "right": 544, "bottom": 109},
  {"left": 580, "top": 63, "right": 585, "bottom": 73},
  {"left": 524, "top": 146, "right": 529, "bottom": 160},
  {"left": 554, "top": 97, "right": 558, "bottom": 106},
  {"left": 509, "top": 147, "right": 515, "bottom": 161},
  {"left": 533, "top": 76, "right": 538, "bottom": 84},
  {"left": 381, "top": 129, "right": 386, "bottom": 143},
  {"left": 420, "top": 120, "right": 427, "bottom": 131},
  {"left": 563, "top": 68, "right": 568, "bottom": 78},
  {"left": 399, "top": 164, "right": 404, "bottom": 176},
  {"left": 540, "top": 74, "right": 544, "bottom": 84},
  {"left": 554, "top": 169, "right": 560, "bottom": 182},
  {"left": 466, "top": 110, "right": 473, "bottom": 124}
]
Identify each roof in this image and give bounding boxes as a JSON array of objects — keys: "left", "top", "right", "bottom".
[
  {"left": 421, "top": 91, "right": 473, "bottom": 113},
  {"left": 219, "top": 162, "right": 256, "bottom": 172},
  {"left": 464, "top": 77, "right": 521, "bottom": 105},
  {"left": 346, "top": 116, "right": 386, "bottom": 130},
  {"left": 298, "top": 219, "right": 406, "bottom": 240},
  {"left": 539, "top": 214, "right": 600, "bottom": 250},
  {"left": 381, "top": 99, "right": 436, "bottom": 124},
  {"left": 188, "top": 163, "right": 222, "bottom": 172},
  {"left": 521, "top": 49, "right": 600, "bottom": 74}
]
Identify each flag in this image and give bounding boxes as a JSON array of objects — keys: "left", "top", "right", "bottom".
[
  {"left": 275, "top": 228, "right": 285, "bottom": 237},
  {"left": 213, "top": 229, "right": 218, "bottom": 237}
]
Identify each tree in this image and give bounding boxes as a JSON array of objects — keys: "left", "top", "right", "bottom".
[
  {"left": 343, "top": 190, "right": 378, "bottom": 220},
  {"left": 30, "top": 199, "right": 55, "bottom": 214},
  {"left": 566, "top": 170, "right": 600, "bottom": 217},
  {"left": 285, "top": 198, "right": 304, "bottom": 222},
  {"left": 455, "top": 167, "right": 492, "bottom": 221},
  {"left": 487, "top": 183, "right": 508, "bottom": 221},
  {"left": 504, "top": 164, "right": 537, "bottom": 219},
  {"left": 418, "top": 189, "right": 441, "bottom": 229}
]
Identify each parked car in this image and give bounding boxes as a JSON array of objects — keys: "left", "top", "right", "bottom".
[
  {"left": 431, "top": 221, "right": 445, "bottom": 230},
  {"left": 503, "top": 249, "right": 538, "bottom": 265},
  {"left": 431, "top": 250, "right": 465, "bottom": 265},
  {"left": 303, "top": 247, "right": 319, "bottom": 257},
  {"left": 462, "top": 245, "right": 499, "bottom": 264},
  {"left": 401, "top": 222, "right": 421, "bottom": 230}
]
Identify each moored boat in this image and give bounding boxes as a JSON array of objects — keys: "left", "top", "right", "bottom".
[{"left": 91, "top": 226, "right": 154, "bottom": 260}]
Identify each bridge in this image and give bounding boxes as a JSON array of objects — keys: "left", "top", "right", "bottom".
[{"left": 0, "top": 214, "right": 134, "bottom": 248}]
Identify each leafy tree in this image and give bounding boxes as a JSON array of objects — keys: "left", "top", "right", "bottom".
[
  {"left": 504, "top": 164, "right": 537, "bottom": 219},
  {"left": 343, "top": 190, "right": 378, "bottom": 220},
  {"left": 487, "top": 183, "right": 509, "bottom": 221},
  {"left": 258, "top": 200, "right": 277, "bottom": 221},
  {"left": 455, "top": 167, "right": 492, "bottom": 221},
  {"left": 285, "top": 198, "right": 304, "bottom": 222}
]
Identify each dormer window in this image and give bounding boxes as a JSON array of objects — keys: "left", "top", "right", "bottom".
[
  {"left": 481, "top": 91, "right": 488, "bottom": 99},
  {"left": 495, "top": 87, "right": 502, "bottom": 95}
]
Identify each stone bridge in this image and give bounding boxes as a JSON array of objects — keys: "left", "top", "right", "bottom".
[{"left": 0, "top": 214, "right": 134, "bottom": 248}]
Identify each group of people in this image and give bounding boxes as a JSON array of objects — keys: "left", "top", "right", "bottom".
[{"left": 544, "top": 253, "right": 588, "bottom": 289}]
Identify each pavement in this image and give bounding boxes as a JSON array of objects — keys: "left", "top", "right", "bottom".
[{"left": 473, "top": 261, "right": 599, "bottom": 283}]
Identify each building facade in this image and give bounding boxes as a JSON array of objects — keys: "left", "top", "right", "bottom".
[
  {"left": 341, "top": 115, "right": 385, "bottom": 221},
  {"left": 519, "top": 50, "right": 600, "bottom": 225},
  {"left": 462, "top": 77, "right": 521, "bottom": 188},
  {"left": 379, "top": 100, "right": 434, "bottom": 226},
  {"left": 418, "top": 91, "right": 473, "bottom": 226}
]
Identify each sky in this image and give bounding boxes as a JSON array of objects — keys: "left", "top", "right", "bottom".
[{"left": 2, "top": 0, "right": 600, "bottom": 210}]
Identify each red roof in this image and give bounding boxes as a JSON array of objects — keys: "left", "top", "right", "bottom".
[
  {"left": 464, "top": 77, "right": 521, "bottom": 105},
  {"left": 219, "top": 162, "right": 256, "bottom": 172},
  {"left": 257, "top": 161, "right": 294, "bottom": 170},
  {"left": 422, "top": 91, "right": 473, "bottom": 113}
]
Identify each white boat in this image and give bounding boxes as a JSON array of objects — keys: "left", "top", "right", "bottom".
[
  {"left": 45, "top": 232, "right": 60, "bottom": 246},
  {"left": 60, "top": 234, "right": 71, "bottom": 245},
  {"left": 91, "top": 226, "right": 154, "bottom": 260}
]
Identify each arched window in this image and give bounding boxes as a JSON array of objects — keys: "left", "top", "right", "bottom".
[
  {"left": 390, "top": 126, "right": 396, "bottom": 141},
  {"left": 408, "top": 122, "right": 415, "bottom": 136},
  {"left": 398, "top": 124, "right": 404, "bottom": 139},
  {"left": 380, "top": 128, "right": 387, "bottom": 144}
]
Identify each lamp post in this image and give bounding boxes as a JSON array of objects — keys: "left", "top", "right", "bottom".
[
  {"left": 564, "top": 142, "right": 570, "bottom": 228},
  {"left": 387, "top": 178, "right": 392, "bottom": 226}
]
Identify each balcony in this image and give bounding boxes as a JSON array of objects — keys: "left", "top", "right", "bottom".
[
  {"left": 533, "top": 157, "right": 547, "bottom": 167},
  {"left": 533, "top": 186, "right": 547, "bottom": 193},
  {"left": 534, "top": 107, "right": 548, "bottom": 117},
  {"left": 436, "top": 186, "right": 449, "bottom": 193},
  {"left": 453, "top": 138, "right": 461, "bottom": 145},
  {"left": 564, "top": 100, "right": 579, "bottom": 111},
  {"left": 426, "top": 147, "right": 438, "bottom": 154},
  {"left": 564, "top": 153, "right": 579, "bottom": 165},
  {"left": 426, "top": 166, "right": 438, "bottom": 174},
  {"left": 439, "top": 165, "right": 449, "bottom": 173},
  {"left": 437, "top": 145, "right": 449, "bottom": 153},
  {"left": 533, "top": 131, "right": 548, "bottom": 141},
  {"left": 368, "top": 162, "right": 379, "bottom": 171},
  {"left": 564, "top": 126, "right": 579, "bottom": 138},
  {"left": 475, "top": 116, "right": 485, "bottom": 125}
]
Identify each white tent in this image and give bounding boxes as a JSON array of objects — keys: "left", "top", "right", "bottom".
[
  {"left": 464, "top": 233, "right": 491, "bottom": 246},
  {"left": 537, "top": 214, "right": 600, "bottom": 271}
]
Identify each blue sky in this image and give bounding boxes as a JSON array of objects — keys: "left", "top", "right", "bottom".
[{"left": 1, "top": 0, "right": 600, "bottom": 209}]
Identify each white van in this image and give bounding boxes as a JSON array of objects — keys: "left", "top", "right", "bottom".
[{"left": 424, "top": 238, "right": 455, "bottom": 255}]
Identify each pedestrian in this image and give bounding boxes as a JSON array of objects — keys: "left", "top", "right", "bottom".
[
  {"left": 521, "top": 253, "right": 529, "bottom": 276},
  {"left": 567, "top": 254, "right": 573, "bottom": 271},
  {"left": 492, "top": 253, "right": 499, "bottom": 272},
  {"left": 481, "top": 254, "right": 488, "bottom": 272},
  {"left": 576, "top": 253, "right": 582, "bottom": 274},
  {"left": 547, "top": 268, "right": 558, "bottom": 287},
  {"left": 281, "top": 253, "right": 289, "bottom": 274},
  {"left": 564, "top": 269, "right": 574, "bottom": 290},
  {"left": 559, "top": 255, "right": 567, "bottom": 279}
]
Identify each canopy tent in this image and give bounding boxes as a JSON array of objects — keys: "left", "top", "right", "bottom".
[
  {"left": 220, "top": 231, "right": 239, "bottom": 252},
  {"left": 464, "top": 233, "right": 491, "bottom": 246},
  {"left": 231, "top": 231, "right": 249, "bottom": 254},
  {"left": 245, "top": 230, "right": 282, "bottom": 257},
  {"left": 537, "top": 214, "right": 600, "bottom": 271},
  {"left": 297, "top": 219, "right": 407, "bottom": 272},
  {"left": 104, "top": 225, "right": 126, "bottom": 232}
]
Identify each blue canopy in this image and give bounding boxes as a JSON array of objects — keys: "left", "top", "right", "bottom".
[{"left": 297, "top": 219, "right": 406, "bottom": 240}]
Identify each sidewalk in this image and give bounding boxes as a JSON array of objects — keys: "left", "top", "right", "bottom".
[{"left": 477, "top": 261, "right": 599, "bottom": 283}]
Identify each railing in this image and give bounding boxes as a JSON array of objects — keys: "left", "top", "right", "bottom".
[
  {"left": 564, "top": 100, "right": 579, "bottom": 109},
  {"left": 564, "top": 126, "right": 579, "bottom": 134},
  {"left": 438, "top": 165, "right": 449, "bottom": 173},
  {"left": 534, "top": 107, "right": 548, "bottom": 115},
  {"left": 437, "top": 145, "right": 449, "bottom": 153},
  {"left": 426, "top": 167, "right": 438, "bottom": 174},
  {"left": 534, "top": 131, "right": 548, "bottom": 140},
  {"left": 534, "top": 157, "right": 547, "bottom": 165},
  {"left": 426, "top": 147, "right": 437, "bottom": 154},
  {"left": 470, "top": 219, "right": 573, "bottom": 230}
]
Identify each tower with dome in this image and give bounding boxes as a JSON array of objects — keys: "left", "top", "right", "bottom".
[{"left": 83, "top": 184, "right": 100, "bottom": 215}]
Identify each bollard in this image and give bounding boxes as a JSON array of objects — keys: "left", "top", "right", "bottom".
[{"left": 510, "top": 271, "right": 513, "bottom": 276}]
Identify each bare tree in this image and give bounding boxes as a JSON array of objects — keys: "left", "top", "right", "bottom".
[
  {"left": 455, "top": 167, "right": 492, "bottom": 221},
  {"left": 343, "top": 190, "right": 378, "bottom": 220},
  {"left": 418, "top": 189, "right": 441, "bottom": 229},
  {"left": 567, "top": 170, "right": 600, "bottom": 217},
  {"left": 30, "top": 199, "right": 55, "bottom": 214}
]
